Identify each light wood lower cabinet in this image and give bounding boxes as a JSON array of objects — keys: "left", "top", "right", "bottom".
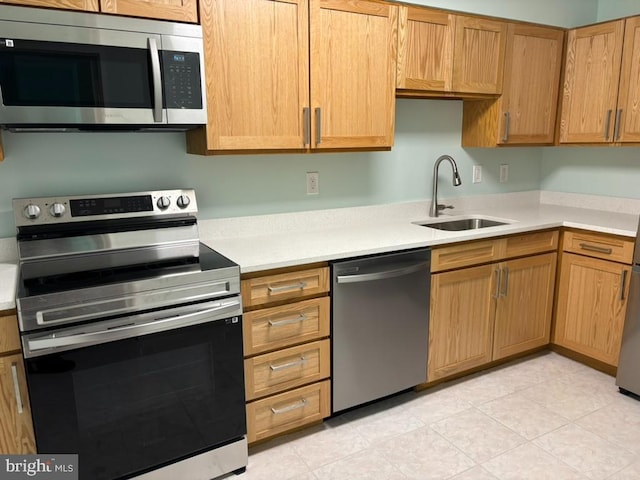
[
  {"left": 428, "top": 232, "right": 558, "bottom": 382},
  {"left": 0, "top": 312, "right": 35, "bottom": 454}
]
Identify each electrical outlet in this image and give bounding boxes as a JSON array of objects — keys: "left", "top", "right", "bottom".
[
  {"left": 472, "top": 165, "right": 482, "bottom": 184},
  {"left": 500, "top": 164, "right": 509, "bottom": 183},
  {"left": 306, "top": 171, "right": 319, "bottom": 195}
]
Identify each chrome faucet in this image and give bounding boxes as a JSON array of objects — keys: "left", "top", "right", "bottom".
[{"left": 430, "top": 155, "right": 462, "bottom": 217}]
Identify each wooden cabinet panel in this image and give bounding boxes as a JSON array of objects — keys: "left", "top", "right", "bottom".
[
  {"left": 100, "top": 0, "right": 197, "bottom": 22},
  {"left": 493, "top": 253, "right": 556, "bottom": 360},
  {"left": 242, "top": 267, "right": 329, "bottom": 308},
  {"left": 246, "top": 380, "right": 330, "bottom": 443},
  {"left": 554, "top": 253, "right": 630, "bottom": 366},
  {"left": 563, "top": 230, "right": 634, "bottom": 264},
  {"left": 428, "top": 264, "right": 496, "bottom": 381},
  {"left": 244, "top": 340, "right": 330, "bottom": 401},
  {"left": 503, "top": 230, "right": 559, "bottom": 259},
  {"left": 243, "top": 297, "right": 330, "bottom": 356},
  {"left": 397, "top": 7, "right": 454, "bottom": 91},
  {"left": 0, "top": 0, "right": 98, "bottom": 10},
  {"left": 0, "top": 354, "right": 36, "bottom": 454},
  {"left": 559, "top": 20, "right": 625, "bottom": 143},
  {"left": 617, "top": 16, "right": 640, "bottom": 142},
  {"left": 310, "top": 0, "right": 397, "bottom": 148},
  {"left": 431, "top": 239, "right": 501, "bottom": 272},
  {"left": 0, "top": 314, "right": 20, "bottom": 354}
]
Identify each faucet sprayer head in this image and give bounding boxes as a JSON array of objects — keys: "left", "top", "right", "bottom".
[{"left": 453, "top": 170, "right": 462, "bottom": 186}]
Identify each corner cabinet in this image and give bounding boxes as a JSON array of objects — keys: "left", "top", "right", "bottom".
[
  {"left": 187, "top": 0, "right": 397, "bottom": 154},
  {"left": 428, "top": 231, "right": 558, "bottom": 382},
  {"left": 0, "top": 0, "right": 198, "bottom": 22},
  {"left": 553, "top": 230, "right": 634, "bottom": 367},
  {"left": 396, "top": 6, "right": 506, "bottom": 97},
  {"left": 462, "top": 24, "right": 564, "bottom": 146},
  {"left": 0, "top": 311, "right": 36, "bottom": 454}
]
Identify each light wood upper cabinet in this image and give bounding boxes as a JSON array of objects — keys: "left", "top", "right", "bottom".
[
  {"left": 188, "top": 0, "right": 397, "bottom": 154},
  {"left": 617, "top": 16, "right": 640, "bottom": 142},
  {"left": 397, "top": 6, "right": 506, "bottom": 96},
  {"left": 462, "top": 23, "right": 564, "bottom": 146},
  {"left": 0, "top": 0, "right": 98, "bottom": 10},
  {"left": 559, "top": 20, "right": 625, "bottom": 143},
  {"left": 100, "top": 0, "right": 198, "bottom": 23}
]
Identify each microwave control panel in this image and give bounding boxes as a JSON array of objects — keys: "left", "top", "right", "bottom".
[{"left": 162, "top": 51, "right": 203, "bottom": 110}]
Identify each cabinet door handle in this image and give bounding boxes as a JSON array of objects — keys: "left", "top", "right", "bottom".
[
  {"left": 11, "top": 363, "right": 24, "bottom": 415},
  {"left": 579, "top": 243, "right": 613, "bottom": 255},
  {"left": 502, "top": 267, "right": 509, "bottom": 297},
  {"left": 268, "top": 313, "right": 307, "bottom": 327},
  {"left": 502, "top": 112, "right": 510, "bottom": 142},
  {"left": 614, "top": 109, "right": 623, "bottom": 141},
  {"left": 604, "top": 109, "right": 613, "bottom": 140},
  {"left": 621, "top": 269, "right": 628, "bottom": 301},
  {"left": 271, "top": 398, "right": 307, "bottom": 415},
  {"left": 303, "top": 107, "right": 311, "bottom": 147},
  {"left": 493, "top": 268, "right": 502, "bottom": 299},
  {"left": 270, "top": 356, "right": 307, "bottom": 372},
  {"left": 268, "top": 281, "right": 307, "bottom": 294},
  {"left": 315, "top": 107, "right": 322, "bottom": 146}
]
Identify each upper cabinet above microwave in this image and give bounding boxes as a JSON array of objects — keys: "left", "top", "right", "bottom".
[{"left": 0, "top": 0, "right": 198, "bottom": 23}]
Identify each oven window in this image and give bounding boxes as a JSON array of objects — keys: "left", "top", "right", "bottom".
[{"left": 25, "top": 318, "right": 245, "bottom": 480}]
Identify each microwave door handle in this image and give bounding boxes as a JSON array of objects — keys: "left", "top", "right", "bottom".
[{"left": 148, "top": 37, "right": 163, "bottom": 123}]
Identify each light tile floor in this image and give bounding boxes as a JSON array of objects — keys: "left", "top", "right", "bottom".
[{"left": 231, "top": 352, "right": 640, "bottom": 480}]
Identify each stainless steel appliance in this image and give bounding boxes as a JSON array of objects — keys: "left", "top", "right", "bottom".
[
  {"left": 617, "top": 220, "right": 640, "bottom": 397},
  {"left": 13, "top": 190, "right": 247, "bottom": 480},
  {"left": 0, "top": 5, "right": 206, "bottom": 131},
  {"left": 331, "top": 248, "right": 431, "bottom": 412}
]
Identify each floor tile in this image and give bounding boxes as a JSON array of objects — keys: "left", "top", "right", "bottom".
[
  {"left": 402, "top": 386, "right": 473, "bottom": 426},
  {"left": 236, "top": 437, "right": 312, "bottom": 480},
  {"left": 483, "top": 443, "right": 586, "bottom": 480},
  {"left": 449, "top": 466, "right": 499, "bottom": 480},
  {"left": 442, "top": 373, "right": 516, "bottom": 406},
  {"left": 430, "top": 409, "right": 527, "bottom": 463},
  {"left": 311, "top": 449, "right": 407, "bottom": 480},
  {"left": 374, "top": 426, "right": 475, "bottom": 479},
  {"left": 533, "top": 423, "right": 636, "bottom": 480},
  {"left": 608, "top": 460, "right": 640, "bottom": 480}
]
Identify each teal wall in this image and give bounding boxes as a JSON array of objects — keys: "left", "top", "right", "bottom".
[{"left": 1, "top": 0, "right": 638, "bottom": 239}]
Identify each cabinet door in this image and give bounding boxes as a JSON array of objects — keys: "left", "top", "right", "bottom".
[
  {"left": 559, "top": 20, "right": 625, "bottom": 144},
  {"left": 617, "top": 16, "right": 640, "bottom": 142},
  {"left": 310, "top": 0, "right": 397, "bottom": 149},
  {"left": 428, "top": 264, "right": 497, "bottom": 381},
  {"left": 499, "top": 24, "right": 564, "bottom": 144},
  {"left": 0, "top": 354, "right": 36, "bottom": 454},
  {"left": 493, "top": 253, "right": 556, "bottom": 360},
  {"left": 396, "top": 6, "right": 454, "bottom": 92},
  {"left": 100, "top": 0, "right": 197, "bottom": 22},
  {"left": 554, "top": 253, "right": 631, "bottom": 366},
  {"left": 451, "top": 15, "right": 507, "bottom": 94},
  {"left": 0, "top": 0, "right": 98, "bottom": 10},
  {"left": 189, "top": 0, "right": 310, "bottom": 152}
]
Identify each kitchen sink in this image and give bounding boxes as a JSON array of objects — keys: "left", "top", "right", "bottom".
[{"left": 414, "top": 217, "right": 510, "bottom": 231}]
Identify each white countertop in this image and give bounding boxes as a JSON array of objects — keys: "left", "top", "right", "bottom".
[{"left": 1, "top": 192, "right": 638, "bottom": 310}]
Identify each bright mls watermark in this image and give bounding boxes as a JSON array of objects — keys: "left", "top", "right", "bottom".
[{"left": 0, "top": 456, "right": 77, "bottom": 480}]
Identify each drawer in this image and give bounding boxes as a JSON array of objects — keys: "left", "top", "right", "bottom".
[
  {"left": 0, "top": 313, "right": 20, "bottom": 355},
  {"left": 242, "top": 267, "right": 329, "bottom": 308},
  {"left": 563, "top": 230, "right": 634, "bottom": 264},
  {"left": 243, "top": 297, "right": 330, "bottom": 356},
  {"left": 244, "top": 340, "right": 330, "bottom": 401},
  {"left": 431, "top": 239, "right": 501, "bottom": 272},
  {"left": 504, "top": 230, "right": 558, "bottom": 258},
  {"left": 246, "top": 380, "right": 330, "bottom": 443}
]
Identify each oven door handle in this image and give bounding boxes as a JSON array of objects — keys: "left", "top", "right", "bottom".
[{"left": 25, "top": 299, "right": 241, "bottom": 356}]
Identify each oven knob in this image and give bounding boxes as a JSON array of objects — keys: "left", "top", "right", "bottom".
[
  {"left": 23, "top": 204, "right": 41, "bottom": 220},
  {"left": 177, "top": 195, "right": 190, "bottom": 209},
  {"left": 49, "top": 203, "right": 66, "bottom": 218},
  {"left": 157, "top": 196, "right": 171, "bottom": 210}
]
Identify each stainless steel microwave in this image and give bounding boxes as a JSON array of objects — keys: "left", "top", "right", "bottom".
[{"left": 0, "top": 5, "right": 207, "bottom": 131}]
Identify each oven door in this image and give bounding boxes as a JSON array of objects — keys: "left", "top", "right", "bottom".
[{"left": 22, "top": 301, "right": 245, "bottom": 480}]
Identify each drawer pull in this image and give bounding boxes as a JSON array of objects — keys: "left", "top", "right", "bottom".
[
  {"left": 268, "top": 313, "right": 308, "bottom": 327},
  {"left": 11, "top": 363, "right": 24, "bottom": 414},
  {"left": 493, "top": 268, "right": 501, "bottom": 299},
  {"left": 270, "top": 356, "right": 307, "bottom": 372},
  {"left": 268, "top": 282, "right": 308, "bottom": 294},
  {"left": 621, "top": 270, "right": 628, "bottom": 301},
  {"left": 579, "top": 243, "right": 613, "bottom": 255},
  {"left": 502, "top": 267, "right": 509, "bottom": 297},
  {"left": 271, "top": 398, "right": 307, "bottom": 415}
]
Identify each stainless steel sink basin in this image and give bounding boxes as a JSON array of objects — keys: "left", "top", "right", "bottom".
[{"left": 415, "top": 217, "right": 510, "bottom": 231}]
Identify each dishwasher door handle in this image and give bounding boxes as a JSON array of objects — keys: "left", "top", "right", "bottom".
[{"left": 336, "top": 261, "right": 430, "bottom": 284}]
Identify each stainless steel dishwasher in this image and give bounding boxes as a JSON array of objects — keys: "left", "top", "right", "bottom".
[{"left": 331, "top": 248, "right": 431, "bottom": 413}]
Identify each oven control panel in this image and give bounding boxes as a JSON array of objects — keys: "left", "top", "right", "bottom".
[{"left": 13, "top": 189, "right": 198, "bottom": 226}]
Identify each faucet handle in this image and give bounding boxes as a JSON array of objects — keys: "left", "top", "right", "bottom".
[{"left": 437, "top": 204, "right": 454, "bottom": 211}]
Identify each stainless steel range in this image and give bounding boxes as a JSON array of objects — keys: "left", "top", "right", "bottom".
[{"left": 13, "top": 189, "right": 247, "bottom": 480}]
